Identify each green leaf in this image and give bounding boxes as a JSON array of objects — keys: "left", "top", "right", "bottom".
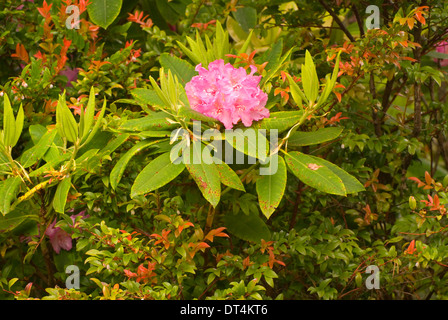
[
  {"left": 110, "top": 140, "right": 161, "bottom": 190},
  {"left": 177, "top": 104, "right": 217, "bottom": 123},
  {"left": 214, "top": 20, "right": 229, "bottom": 61},
  {"left": 252, "top": 111, "right": 304, "bottom": 134},
  {"left": 256, "top": 155, "right": 287, "bottom": 219},
  {"left": 81, "top": 98, "right": 107, "bottom": 146},
  {"left": 53, "top": 176, "right": 72, "bottom": 214},
  {"left": 318, "top": 51, "right": 341, "bottom": 106},
  {"left": 176, "top": 40, "right": 201, "bottom": 66},
  {"left": 12, "top": 104, "right": 24, "bottom": 148},
  {"left": 183, "top": 142, "right": 221, "bottom": 208},
  {"left": 224, "top": 210, "right": 271, "bottom": 243},
  {"left": 215, "top": 162, "right": 245, "bottom": 192},
  {"left": 260, "top": 47, "right": 294, "bottom": 88},
  {"left": 155, "top": 0, "right": 188, "bottom": 25},
  {"left": 262, "top": 39, "right": 283, "bottom": 72},
  {"left": 284, "top": 151, "right": 346, "bottom": 196},
  {"left": 225, "top": 128, "right": 269, "bottom": 162},
  {"left": 137, "top": 130, "right": 172, "bottom": 138},
  {"left": 2, "top": 93, "right": 16, "bottom": 147},
  {"left": 304, "top": 155, "right": 365, "bottom": 194},
  {"left": 0, "top": 176, "right": 22, "bottom": 215},
  {"left": 131, "top": 152, "right": 185, "bottom": 197},
  {"left": 233, "top": 6, "right": 257, "bottom": 33},
  {"left": 82, "top": 87, "right": 96, "bottom": 139},
  {"left": 287, "top": 74, "right": 307, "bottom": 108},
  {"left": 130, "top": 88, "right": 166, "bottom": 108},
  {"left": 56, "top": 94, "right": 78, "bottom": 143},
  {"left": 20, "top": 129, "right": 57, "bottom": 168},
  {"left": 288, "top": 127, "right": 343, "bottom": 146},
  {"left": 119, "top": 113, "right": 178, "bottom": 132},
  {"left": 0, "top": 210, "right": 38, "bottom": 232},
  {"left": 87, "top": 0, "right": 123, "bottom": 29},
  {"left": 301, "top": 50, "right": 319, "bottom": 103},
  {"left": 160, "top": 53, "right": 196, "bottom": 86}
]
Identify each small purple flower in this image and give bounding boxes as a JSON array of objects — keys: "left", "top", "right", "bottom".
[
  {"left": 45, "top": 211, "right": 88, "bottom": 254},
  {"left": 45, "top": 220, "right": 72, "bottom": 254},
  {"left": 59, "top": 67, "right": 79, "bottom": 87}
]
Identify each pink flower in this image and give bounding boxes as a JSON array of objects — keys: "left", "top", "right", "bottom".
[
  {"left": 435, "top": 41, "right": 448, "bottom": 67},
  {"left": 45, "top": 220, "right": 73, "bottom": 254},
  {"left": 185, "top": 59, "right": 269, "bottom": 129},
  {"left": 45, "top": 211, "right": 89, "bottom": 254}
]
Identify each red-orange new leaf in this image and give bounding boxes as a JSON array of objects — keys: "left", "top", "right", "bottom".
[
  {"left": 421, "top": 194, "right": 445, "bottom": 212},
  {"left": 37, "top": 0, "right": 52, "bottom": 20},
  {"left": 405, "top": 240, "right": 417, "bottom": 255},
  {"left": 151, "top": 229, "right": 171, "bottom": 250},
  {"left": 11, "top": 43, "right": 29, "bottom": 64},
  {"left": 204, "top": 227, "right": 229, "bottom": 243}
]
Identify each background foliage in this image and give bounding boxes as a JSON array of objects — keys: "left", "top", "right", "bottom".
[{"left": 1, "top": 0, "right": 448, "bottom": 300}]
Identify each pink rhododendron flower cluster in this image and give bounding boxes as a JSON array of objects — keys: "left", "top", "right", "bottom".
[{"left": 185, "top": 59, "right": 269, "bottom": 129}]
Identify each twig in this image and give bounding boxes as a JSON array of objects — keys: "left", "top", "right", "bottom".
[{"left": 318, "top": 0, "right": 355, "bottom": 42}]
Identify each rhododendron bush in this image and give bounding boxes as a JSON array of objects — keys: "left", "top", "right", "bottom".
[{"left": 1, "top": 0, "right": 448, "bottom": 303}]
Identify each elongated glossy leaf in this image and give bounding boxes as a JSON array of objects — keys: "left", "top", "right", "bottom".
[
  {"left": 20, "top": 129, "right": 57, "bottom": 168},
  {"left": 284, "top": 151, "right": 346, "bottom": 196},
  {"left": 176, "top": 40, "right": 201, "bottom": 66},
  {"left": 287, "top": 74, "right": 307, "bottom": 108},
  {"left": 137, "top": 131, "right": 172, "bottom": 138},
  {"left": 288, "top": 127, "right": 343, "bottom": 146},
  {"left": 302, "top": 50, "right": 319, "bottom": 103},
  {"left": 252, "top": 111, "right": 303, "bottom": 133},
  {"left": 29, "top": 153, "right": 71, "bottom": 178},
  {"left": 0, "top": 176, "right": 22, "bottom": 215},
  {"left": 0, "top": 210, "right": 38, "bottom": 232},
  {"left": 225, "top": 128, "right": 269, "bottom": 162},
  {"left": 119, "top": 113, "right": 177, "bottom": 131},
  {"left": 305, "top": 155, "right": 365, "bottom": 194},
  {"left": 215, "top": 162, "right": 245, "bottom": 192},
  {"left": 160, "top": 53, "right": 196, "bottom": 86},
  {"left": 3, "top": 94, "right": 16, "bottom": 147},
  {"left": 29, "top": 124, "right": 62, "bottom": 162},
  {"left": 177, "top": 105, "right": 217, "bottom": 123},
  {"left": 184, "top": 142, "right": 221, "bottom": 207},
  {"left": 318, "top": 51, "right": 341, "bottom": 106},
  {"left": 256, "top": 155, "right": 286, "bottom": 219},
  {"left": 224, "top": 210, "right": 271, "bottom": 243},
  {"left": 131, "top": 88, "right": 166, "bottom": 108},
  {"left": 131, "top": 152, "right": 185, "bottom": 197},
  {"left": 110, "top": 140, "right": 160, "bottom": 190},
  {"left": 87, "top": 0, "right": 122, "bottom": 29},
  {"left": 96, "top": 133, "right": 129, "bottom": 158},
  {"left": 214, "top": 20, "right": 229, "bottom": 61},
  {"left": 53, "top": 176, "right": 72, "bottom": 214},
  {"left": 82, "top": 87, "right": 96, "bottom": 139},
  {"left": 56, "top": 95, "right": 78, "bottom": 143},
  {"left": 81, "top": 99, "right": 107, "bottom": 146},
  {"left": 12, "top": 104, "right": 24, "bottom": 148},
  {"left": 262, "top": 38, "right": 283, "bottom": 71},
  {"left": 260, "top": 47, "right": 294, "bottom": 88}
]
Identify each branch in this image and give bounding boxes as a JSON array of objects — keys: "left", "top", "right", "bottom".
[
  {"left": 352, "top": 4, "right": 365, "bottom": 37},
  {"left": 318, "top": 0, "right": 355, "bottom": 42}
]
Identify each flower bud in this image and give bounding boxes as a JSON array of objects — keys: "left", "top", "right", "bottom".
[{"left": 409, "top": 196, "right": 417, "bottom": 210}]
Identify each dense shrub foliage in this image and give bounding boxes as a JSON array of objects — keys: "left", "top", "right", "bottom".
[{"left": 1, "top": 0, "right": 448, "bottom": 300}]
